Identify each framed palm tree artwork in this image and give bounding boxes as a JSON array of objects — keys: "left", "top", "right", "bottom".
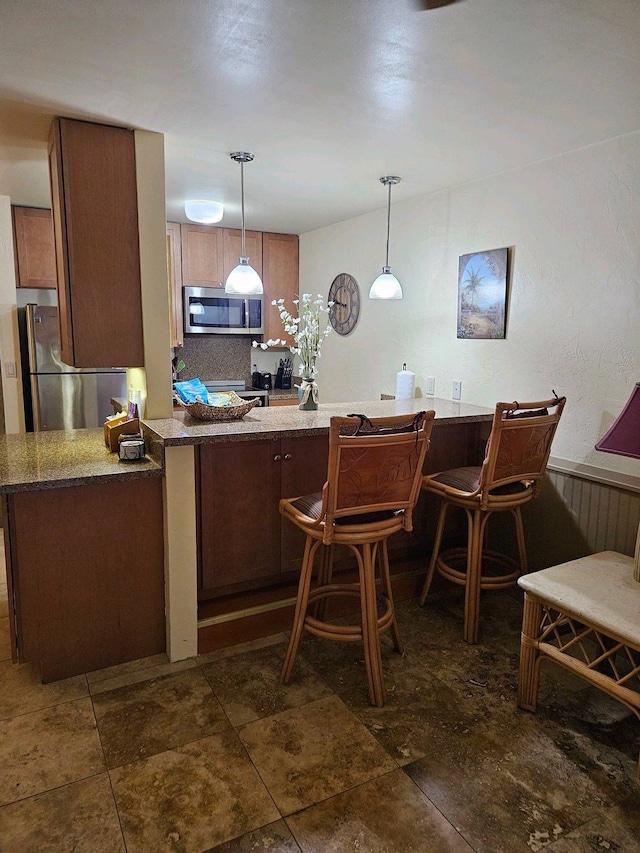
[{"left": 457, "top": 247, "right": 509, "bottom": 339}]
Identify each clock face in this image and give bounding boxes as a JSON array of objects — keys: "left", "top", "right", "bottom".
[{"left": 328, "top": 273, "right": 361, "bottom": 336}]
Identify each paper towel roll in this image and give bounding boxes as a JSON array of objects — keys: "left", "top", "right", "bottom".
[{"left": 395, "top": 365, "right": 415, "bottom": 400}]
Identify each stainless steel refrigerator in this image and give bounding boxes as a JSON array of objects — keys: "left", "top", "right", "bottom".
[{"left": 22, "top": 304, "right": 127, "bottom": 431}]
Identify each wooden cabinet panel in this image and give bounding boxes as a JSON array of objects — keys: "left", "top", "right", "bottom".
[
  {"left": 182, "top": 223, "right": 224, "bottom": 288},
  {"left": 48, "top": 117, "right": 144, "bottom": 368},
  {"left": 222, "top": 228, "right": 263, "bottom": 282},
  {"left": 262, "top": 232, "right": 299, "bottom": 344},
  {"left": 198, "top": 439, "right": 282, "bottom": 594},
  {"left": 12, "top": 206, "right": 57, "bottom": 289},
  {"left": 280, "top": 435, "right": 329, "bottom": 574},
  {"left": 4, "top": 478, "right": 165, "bottom": 682},
  {"left": 166, "top": 222, "right": 183, "bottom": 347},
  {"left": 198, "top": 434, "right": 329, "bottom": 596}
]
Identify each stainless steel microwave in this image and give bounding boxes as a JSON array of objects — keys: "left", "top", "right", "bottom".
[{"left": 183, "top": 286, "right": 264, "bottom": 335}]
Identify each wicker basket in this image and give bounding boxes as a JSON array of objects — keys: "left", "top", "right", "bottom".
[{"left": 179, "top": 392, "right": 260, "bottom": 421}]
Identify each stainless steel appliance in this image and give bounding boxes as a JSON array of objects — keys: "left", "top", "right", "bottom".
[
  {"left": 183, "top": 286, "right": 264, "bottom": 335},
  {"left": 203, "top": 380, "right": 269, "bottom": 407},
  {"left": 22, "top": 304, "right": 127, "bottom": 431}
]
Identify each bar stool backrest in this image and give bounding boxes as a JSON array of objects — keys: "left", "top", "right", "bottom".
[
  {"left": 323, "top": 411, "right": 435, "bottom": 531},
  {"left": 479, "top": 396, "right": 566, "bottom": 505}
]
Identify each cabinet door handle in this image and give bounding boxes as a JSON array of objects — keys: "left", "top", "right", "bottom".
[
  {"left": 283, "top": 453, "right": 292, "bottom": 460},
  {"left": 273, "top": 454, "right": 281, "bottom": 461}
]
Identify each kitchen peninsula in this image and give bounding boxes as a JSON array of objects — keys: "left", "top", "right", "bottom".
[
  {"left": 143, "top": 397, "right": 494, "bottom": 655},
  {"left": 0, "top": 398, "right": 493, "bottom": 681}
]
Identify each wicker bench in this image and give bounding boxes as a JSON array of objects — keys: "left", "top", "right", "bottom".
[{"left": 517, "top": 551, "right": 640, "bottom": 781}]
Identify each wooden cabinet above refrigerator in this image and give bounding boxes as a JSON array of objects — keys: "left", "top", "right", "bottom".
[
  {"left": 11, "top": 206, "right": 57, "bottom": 289},
  {"left": 48, "top": 117, "right": 144, "bottom": 368}
]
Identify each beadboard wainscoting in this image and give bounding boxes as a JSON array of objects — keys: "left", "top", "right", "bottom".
[{"left": 520, "top": 459, "right": 640, "bottom": 572}]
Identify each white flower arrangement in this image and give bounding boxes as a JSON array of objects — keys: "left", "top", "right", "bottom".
[{"left": 253, "top": 293, "right": 332, "bottom": 379}]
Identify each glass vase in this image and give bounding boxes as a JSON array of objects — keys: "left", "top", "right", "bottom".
[{"left": 298, "top": 377, "right": 319, "bottom": 411}]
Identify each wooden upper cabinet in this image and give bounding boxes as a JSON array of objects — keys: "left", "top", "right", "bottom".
[
  {"left": 181, "top": 224, "right": 224, "bottom": 288},
  {"left": 262, "top": 232, "right": 299, "bottom": 345},
  {"left": 179, "top": 225, "right": 297, "bottom": 342},
  {"left": 48, "top": 117, "right": 144, "bottom": 368},
  {"left": 222, "top": 229, "right": 263, "bottom": 282},
  {"left": 12, "top": 207, "right": 57, "bottom": 289},
  {"left": 166, "top": 222, "right": 183, "bottom": 348}
]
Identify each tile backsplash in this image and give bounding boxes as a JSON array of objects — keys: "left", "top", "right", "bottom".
[{"left": 176, "top": 336, "right": 252, "bottom": 385}]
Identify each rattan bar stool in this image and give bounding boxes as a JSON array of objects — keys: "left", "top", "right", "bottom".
[
  {"left": 280, "top": 410, "right": 435, "bottom": 706},
  {"left": 420, "top": 395, "right": 566, "bottom": 644}
]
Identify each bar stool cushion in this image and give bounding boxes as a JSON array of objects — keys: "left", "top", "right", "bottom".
[
  {"left": 290, "top": 492, "right": 400, "bottom": 526},
  {"left": 430, "top": 466, "right": 532, "bottom": 496}
]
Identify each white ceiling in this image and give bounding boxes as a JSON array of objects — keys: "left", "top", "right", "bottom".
[{"left": 1, "top": 0, "right": 639, "bottom": 235}]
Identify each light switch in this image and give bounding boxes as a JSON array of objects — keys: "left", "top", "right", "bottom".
[
  {"left": 4, "top": 362, "right": 16, "bottom": 378},
  {"left": 452, "top": 380, "right": 462, "bottom": 400}
]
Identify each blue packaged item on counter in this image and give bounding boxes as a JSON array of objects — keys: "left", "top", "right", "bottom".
[{"left": 173, "top": 378, "right": 209, "bottom": 404}]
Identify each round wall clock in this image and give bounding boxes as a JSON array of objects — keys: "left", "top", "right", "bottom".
[{"left": 328, "top": 273, "right": 361, "bottom": 336}]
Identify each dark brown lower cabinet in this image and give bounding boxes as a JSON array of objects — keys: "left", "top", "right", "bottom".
[
  {"left": 197, "top": 435, "right": 329, "bottom": 597},
  {"left": 197, "top": 420, "right": 491, "bottom": 600},
  {"left": 2, "top": 477, "right": 165, "bottom": 682}
]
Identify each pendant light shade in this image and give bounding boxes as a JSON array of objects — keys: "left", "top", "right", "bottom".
[
  {"left": 369, "top": 176, "right": 403, "bottom": 300},
  {"left": 225, "top": 152, "right": 263, "bottom": 295},
  {"left": 225, "top": 258, "right": 264, "bottom": 295}
]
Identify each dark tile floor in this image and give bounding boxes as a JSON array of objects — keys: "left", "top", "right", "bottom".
[{"left": 0, "top": 550, "right": 638, "bottom": 852}]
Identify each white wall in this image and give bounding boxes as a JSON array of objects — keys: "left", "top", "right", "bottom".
[
  {"left": 0, "top": 196, "right": 24, "bottom": 433},
  {"left": 300, "top": 132, "right": 640, "bottom": 479}
]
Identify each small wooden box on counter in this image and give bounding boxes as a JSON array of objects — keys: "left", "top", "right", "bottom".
[{"left": 104, "top": 416, "right": 140, "bottom": 451}]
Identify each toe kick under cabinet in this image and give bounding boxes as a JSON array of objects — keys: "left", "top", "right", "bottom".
[{"left": 197, "top": 435, "right": 329, "bottom": 598}]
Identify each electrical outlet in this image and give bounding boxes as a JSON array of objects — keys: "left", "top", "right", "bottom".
[
  {"left": 452, "top": 380, "right": 462, "bottom": 400},
  {"left": 426, "top": 376, "right": 436, "bottom": 395}
]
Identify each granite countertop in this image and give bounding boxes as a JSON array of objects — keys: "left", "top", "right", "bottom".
[
  {"left": 143, "top": 397, "right": 494, "bottom": 446},
  {"left": 0, "top": 398, "right": 492, "bottom": 492},
  {"left": 0, "top": 428, "right": 163, "bottom": 494}
]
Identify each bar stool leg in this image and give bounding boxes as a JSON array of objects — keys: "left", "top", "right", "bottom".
[
  {"left": 379, "top": 539, "right": 403, "bottom": 654},
  {"left": 282, "top": 536, "right": 323, "bottom": 684},
  {"left": 462, "top": 508, "right": 486, "bottom": 645},
  {"left": 518, "top": 592, "right": 542, "bottom": 711},
  {"left": 312, "top": 543, "right": 334, "bottom": 621},
  {"left": 512, "top": 507, "right": 528, "bottom": 575},
  {"left": 420, "top": 502, "right": 449, "bottom": 606},
  {"left": 358, "top": 542, "right": 385, "bottom": 707}
]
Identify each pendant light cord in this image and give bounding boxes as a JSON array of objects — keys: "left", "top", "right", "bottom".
[
  {"left": 240, "top": 159, "right": 246, "bottom": 257},
  {"left": 385, "top": 180, "right": 391, "bottom": 268}
]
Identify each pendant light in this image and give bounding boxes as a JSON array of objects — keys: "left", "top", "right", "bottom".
[
  {"left": 225, "top": 152, "right": 263, "bottom": 295},
  {"left": 369, "top": 176, "right": 403, "bottom": 300}
]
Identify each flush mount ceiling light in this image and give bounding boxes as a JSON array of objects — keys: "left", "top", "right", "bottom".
[
  {"left": 225, "top": 152, "right": 263, "bottom": 295},
  {"left": 184, "top": 199, "right": 224, "bottom": 224},
  {"left": 369, "top": 176, "right": 403, "bottom": 300}
]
